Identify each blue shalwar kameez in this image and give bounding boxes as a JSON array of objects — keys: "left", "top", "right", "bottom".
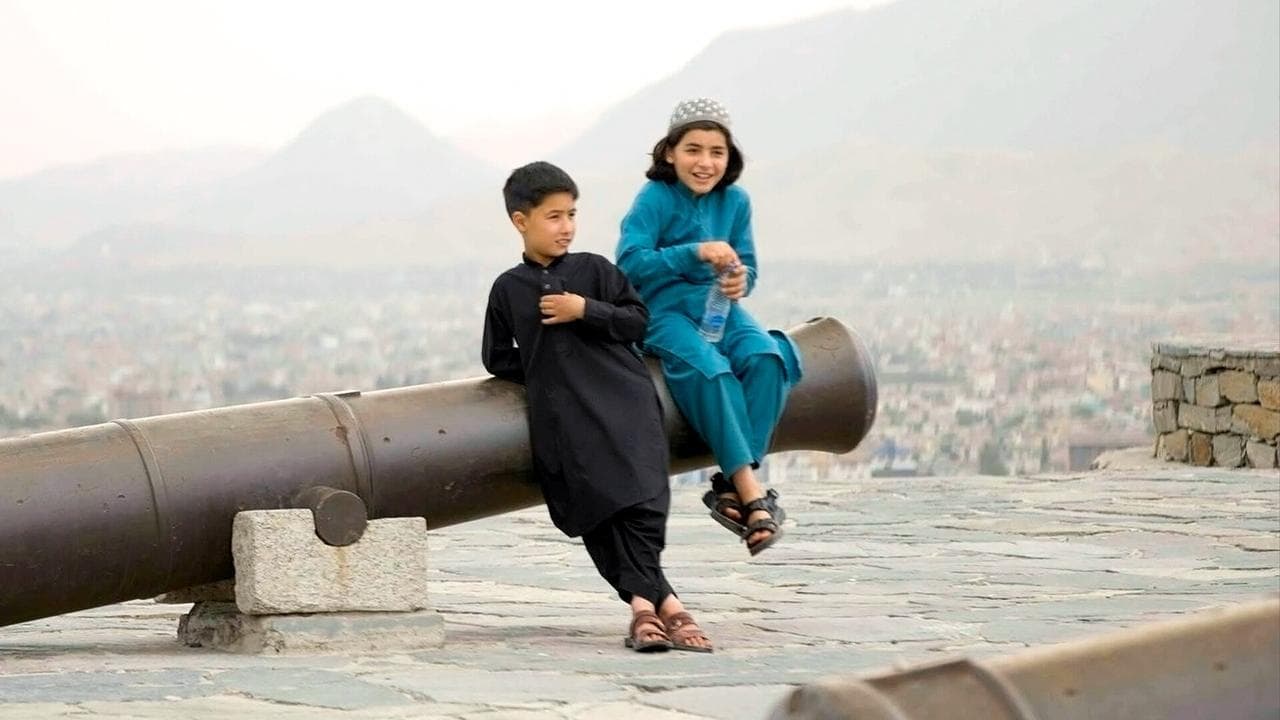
[{"left": 616, "top": 180, "right": 802, "bottom": 478}]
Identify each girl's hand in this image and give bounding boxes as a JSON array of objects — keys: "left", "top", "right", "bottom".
[
  {"left": 697, "top": 241, "right": 739, "bottom": 271},
  {"left": 540, "top": 293, "right": 586, "bottom": 324},
  {"left": 720, "top": 264, "right": 747, "bottom": 300}
]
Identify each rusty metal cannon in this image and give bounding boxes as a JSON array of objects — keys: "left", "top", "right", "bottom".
[
  {"left": 769, "top": 597, "right": 1280, "bottom": 720},
  {"left": 0, "top": 316, "right": 877, "bottom": 628}
]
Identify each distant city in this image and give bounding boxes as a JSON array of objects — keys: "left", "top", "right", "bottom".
[{"left": 5, "top": 258, "right": 1273, "bottom": 480}]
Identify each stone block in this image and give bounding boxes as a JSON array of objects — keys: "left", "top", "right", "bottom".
[
  {"left": 1150, "top": 353, "right": 1181, "bottom": 372},
  {"left": 1252, "top": 358, "right": 1280, "bottom": 378},
  {"left": 1155, "top": 337, "right": 1278, "bottom": 358},
  {"left": 1151, "top": 371, "right": 1181, "bottom": 401},
  {"left": 1152, "top": 401, "right": 1178, "bottom": 433},
  {"left": 1152, "top": 341, "right": 1191, "bottom": 357},
  {"left": 1178, "top": 403, "right": 1210, "bottom": 432},
  {"left": 1245, "top": 441, "right": 1278, "bottom": 469},
  {"left": 1180, "top": 357, "right": 1227, "bottom": 378},
  {"left": 1221, "top": 356, "right": 1251, "bottom": 372},
  {"left": 1162, "top": 430, "right": 1188, "bottom": 462},
  {"left": 1259, "top": 379, "right": 1280, "bottom": 410},
  {"left": 233, "top": 510, "right": 429, "bottom": 615},
  {"left": 1231, "top": 405, "right": 1280, "bottom": 441},
  {"left": 1211, "top": 434, "right": 1245, "bottom": 468},
  {"left": 1194, "top": 375, "right": 1225, "bottom": 407},
  {"left": 1188, "top": 432, "right": 1213, "bottom": 466},
  {"left": 1182, "top": 377, "right": 1196, "bottom": 402},
  {"left": 178, "top": 601, "right": 444, "bottom": 654},
  {"left": 1218, "top": 371, "right": 1258, "bottom": 403},
  {"left": 1178, "top": 404, "right": 1230, "bottom": 433}
]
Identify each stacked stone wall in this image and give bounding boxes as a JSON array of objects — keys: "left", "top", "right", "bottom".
[{"left": 1151, "top": 339, "right": 1279, "bottom": 469}]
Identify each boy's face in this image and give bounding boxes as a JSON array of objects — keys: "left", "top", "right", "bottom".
[
  {"left": 665, "top": 128, "right": 728, "bottom": 196},
  {"left": 512, "top": 191, "right": 576, "bottom": 265}
]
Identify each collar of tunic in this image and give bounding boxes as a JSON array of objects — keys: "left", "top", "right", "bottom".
[{"left": 521, "top": 252, "right": 567, "bottom": 269}]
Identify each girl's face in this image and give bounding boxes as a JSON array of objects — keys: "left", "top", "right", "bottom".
[{"left": 665, "top": 128, "right": 728, "bottom": 195}]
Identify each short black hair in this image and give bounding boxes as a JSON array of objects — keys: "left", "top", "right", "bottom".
[
  {"left": 503, "top": 161, "right": 579, "bottom": 216},
  {"left": 645, "top": 120, "right": 744, "bottom": 191}
]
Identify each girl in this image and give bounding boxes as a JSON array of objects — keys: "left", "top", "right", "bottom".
[{"left": 615, "top": 97, "right": 801, "bottom": 556}]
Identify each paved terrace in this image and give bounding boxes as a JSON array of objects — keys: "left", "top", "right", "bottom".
[{"left": 1, "top": 450, "right": 1277, "bottom": 719}]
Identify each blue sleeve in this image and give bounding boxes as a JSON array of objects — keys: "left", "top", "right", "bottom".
[
  {"left": 616, "top": 184, "right": 702, "bottom": 288},
  {"left": 729, "top": 189, "right": 758, "bottom": 296}
]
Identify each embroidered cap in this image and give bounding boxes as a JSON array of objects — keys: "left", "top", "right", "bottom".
[{"left": 668, "top": 97, "right": 731, "bottom": 131}]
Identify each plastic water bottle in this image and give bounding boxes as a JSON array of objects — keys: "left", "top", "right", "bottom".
[{"left": 698, "top": 263, "right": 736, "bottom": 342}]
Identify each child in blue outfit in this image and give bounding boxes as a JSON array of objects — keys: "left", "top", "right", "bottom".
[{"left": 615, "top": 98, "right": 801, "bottom": 556}]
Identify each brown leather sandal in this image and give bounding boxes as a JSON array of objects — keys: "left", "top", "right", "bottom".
[
  {"left": 624, "top": 610, "right": 672, "bottom": 652},
  {"left": 664, "top": 611, "right": 713, "bottom": 653}
]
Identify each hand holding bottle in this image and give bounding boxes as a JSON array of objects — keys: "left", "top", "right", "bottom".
[
  {"left": 698, "top": 261, "right": 739, "bottom": 342},
  {"left": 719, "top": 263, "right": 747, "bottom": 300}
]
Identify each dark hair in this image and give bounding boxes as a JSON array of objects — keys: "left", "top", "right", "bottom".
[
  {"left": 502, "top": 161, "right": 579, "bottom": 216},
  {"left": 644, "top": 120, "right": 743, "bottom": 191}
]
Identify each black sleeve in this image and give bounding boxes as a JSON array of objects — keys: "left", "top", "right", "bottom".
[
  {"left": 578, "top": 255, "right": 651, "bottom": 344},
  {"left": 481, "top": 281, "right": 525, "bottom": 384}
]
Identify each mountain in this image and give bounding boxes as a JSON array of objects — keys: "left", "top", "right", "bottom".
[
  {"left": 742, "top": 142, "right": 1280, "bottom": 266},
  {"left": 554, "top": 0, "right": 1279, "bottom": 175},
  {"left": 10, "top": 96, "right": 502, "bottom": 267},
  {"left": 0, "top": 146, "right": 266, "bottom": 251},
  {"left": 200, "top": 141, "right": 1273, "bottom": 270},
  {"left": 9, "top": 1, "right": 1277, "bottom": 271},
  {"left": 174, "top": 96, "right": 500, "bottom": 238}
]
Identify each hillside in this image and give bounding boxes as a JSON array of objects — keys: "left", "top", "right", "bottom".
[
  {"left": 554, "top": 0, "right": 1279, "bottom": 174},
  {"left": 175, "top": 96, "right": 499, "bottom": 238},
  {"left": 0, "top": 146, "right": 265, "bottom": 251}
]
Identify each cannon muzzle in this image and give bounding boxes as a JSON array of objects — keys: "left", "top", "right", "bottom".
[{"left": 0, "top": 316, "right": 876, "bottom": 628}]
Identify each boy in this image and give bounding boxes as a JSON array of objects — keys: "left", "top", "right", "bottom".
[{"left": 482, "top": 161, "right": 712, "bottom": 653}]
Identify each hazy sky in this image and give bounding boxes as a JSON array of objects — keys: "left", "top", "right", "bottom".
[{"left": 1, "top": 0, "right": 892, "bottom": 179}]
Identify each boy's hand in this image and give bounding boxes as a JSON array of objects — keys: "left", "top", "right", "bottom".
[
  {"left": 697, "top": 241, "right": 739, "bottom": 271},
  {"left": 540, "top": 292, "right": 586, "bottom": 324},
  {"left": 720, "top": 264, "right": 747, "bottom": 300}
]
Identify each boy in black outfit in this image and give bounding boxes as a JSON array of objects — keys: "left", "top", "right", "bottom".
[{"left": 482, "top": 161, "right": 712, "bottom": 653}]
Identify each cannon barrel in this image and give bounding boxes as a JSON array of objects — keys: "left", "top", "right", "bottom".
[
  {"left": 0, "top": 316, "right": 876, "bottom": 628},
  {"left": 769, "top": 598, "right": 1280, "bottom": 720}
]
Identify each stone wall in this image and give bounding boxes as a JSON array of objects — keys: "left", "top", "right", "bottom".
[{"left": 1151, "top": 337, "right": 1280, "bottom": 469}]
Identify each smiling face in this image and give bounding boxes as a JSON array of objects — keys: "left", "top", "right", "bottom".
[
  {"left": 664, "top": 127, "right": 729, "bottom": 196},
  {"left": 512, "top": 191, "right": 577, "bottom": 266}
]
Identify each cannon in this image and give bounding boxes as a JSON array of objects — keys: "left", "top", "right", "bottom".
[
  {"left": 0, "top": 316, "right": 877, "bottom": 628},
  {"left": 769, "top": 598, "right": 1280, "bottom": 720}
]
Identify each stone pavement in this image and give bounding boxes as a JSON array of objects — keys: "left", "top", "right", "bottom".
[{"left": 1, "top": 456, "right": 1277, "bottom": 718}]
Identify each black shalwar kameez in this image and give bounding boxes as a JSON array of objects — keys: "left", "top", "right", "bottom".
[{"left": 482, "top": 251, "right": 674, "bottom": 605}]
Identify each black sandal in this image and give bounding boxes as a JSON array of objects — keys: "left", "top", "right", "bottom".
[
  {"left": 700, "top": 472, "right": 747, "bottom": 536},
  {"left": 740, "top": 489, "right": 785, "bottom": 556}
]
